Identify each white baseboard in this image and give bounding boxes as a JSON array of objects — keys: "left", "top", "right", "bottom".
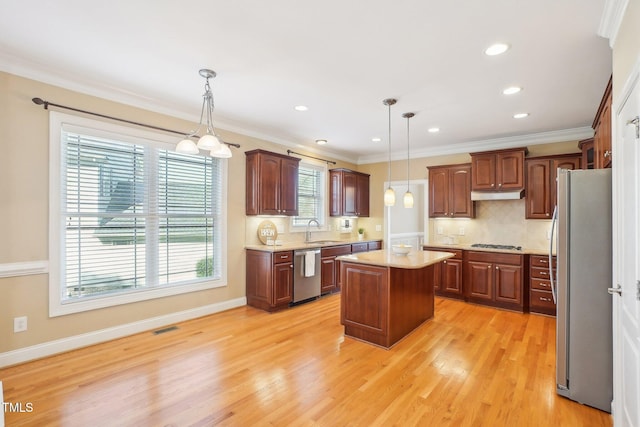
[{"left": 0, "top": 297, "right": 247, "bottom": 368}]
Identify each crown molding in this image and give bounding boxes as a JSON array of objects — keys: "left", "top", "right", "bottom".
[
  {"left": 356, "top": 127, "right": 594, "bottom": 165},
  {"left": 598, "top": 0, "right": 629, "bottom": 48}
]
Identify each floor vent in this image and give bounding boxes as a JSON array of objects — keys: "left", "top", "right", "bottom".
[{"left": 153, "top": 326, "right": 178, "bottom": 335}]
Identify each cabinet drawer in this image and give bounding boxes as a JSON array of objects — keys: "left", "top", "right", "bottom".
[
  {"left": 351, "top": 242, "right": 369, "bottom": 253},
  {"left": 466, "top": 250, "right": 522, "bottom": 265},
  {"left": 321, "top": 244, "right": 352, "bottom": 257},
  {"left": 530, "top": 266, "right": 552, "bottom": 279},
  {"left": 273, "top": 251, "right": 293, "bottom": 264},
  {"left": 531, "top": 278, "right": 552, "bottom": 291},
  {"left": 423, "top": 246, "right": 463, "bottom": 260},
  {"left": 530, "top": 289, "right": 556, "bottom": 309},
  {"left": 530, "top": 255, "right": 556, "bottom": 268},
  {"left": 368, "top": 240, "right": 382, "bottom": 251}
]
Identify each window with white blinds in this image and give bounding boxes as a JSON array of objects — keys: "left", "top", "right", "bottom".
[
  {"left": 292, "top": 162, "right": 326, "bottom": 227},
  {"left": 49, "top": 112, "right": 226, "bottom": 315}
]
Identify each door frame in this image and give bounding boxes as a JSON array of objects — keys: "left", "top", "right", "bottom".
[{"left": 383, "top": 179, "right": 429, "bottom": 248}]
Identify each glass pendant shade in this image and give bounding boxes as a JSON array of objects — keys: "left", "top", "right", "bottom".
[
  {"left": 176, "top": 138, "right": 199, "bottom": 154},
  {"left": 384, "top": 187, "right": 396, "bottom": 206},
  {"left": 197, "top": 133, "right": 222, "bottom": 151},
  {"left": 210, "top": 143, "right": 232, "bottom": 158},
  {"left": 403, "top": 191, "right": 414, "bottom": 208}
]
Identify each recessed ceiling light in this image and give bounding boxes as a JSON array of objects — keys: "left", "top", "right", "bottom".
[
  {"left": 372, "top": 137, "right": 382, "bottom": 142},
  {"left": 513, "top": 113, "right": 529, "bottom": 119},
  {"left": 294, "top": 105, "right": 308, "bottom": 111},
  {"left": 485, "top": 43, "right": 510, "bottom": 56},
  {"left": 428, "top": 127, "right": 440, "bottom": 133},
  {"left": 315, "top": 139, "right": 327, "bottom": 145},
  {"left": 503, "top": 86, "right": 522, "bottom": 95}
]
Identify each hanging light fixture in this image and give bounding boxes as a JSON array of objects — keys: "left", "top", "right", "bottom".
[
  {"left": 402, "top": 112, "right": 415, "bottom": 208},
  {"left": 176, "top": 69, "right": 232, "bottom": 158},
  {"left": 383, "top": 98, "right": 397, "bottom": 206}
]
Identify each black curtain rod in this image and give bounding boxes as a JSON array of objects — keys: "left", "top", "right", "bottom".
[
  {"left": 286, "top": 150, "right": 336, "bottom": 165},
  {"left": 31, "top": 97, "right": 241, "bottom": 149}
]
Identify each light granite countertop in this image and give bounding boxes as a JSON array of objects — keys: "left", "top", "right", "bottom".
[
  {"left": 422, "top": 242, "right": 553, "bottom": 256},
  {"left": 337, "top": 249, "right": 454, "bottom": 269},
  {"left": 245, "top": 238, "right": 380, "bottom": 252}
]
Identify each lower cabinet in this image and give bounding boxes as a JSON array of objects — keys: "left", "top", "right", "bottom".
[
  {"left": 423, "top": 246, "right": 463, "bottom": 299},
  {"left": 529, "top": 254, "right": 557, "bottom": 315},
  {"left": 320, "top": 244, "right": 352, "bottom": 294},
  {"left": 465, "top": 251, "right": 526, "bottom": 312},
  {"left": 246, "top": 249, "right": 293, "bottom": 312}
]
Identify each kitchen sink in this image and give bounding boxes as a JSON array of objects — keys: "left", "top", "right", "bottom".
[{"left": 305, "top": 240, "right": 342, "bottom": 245}]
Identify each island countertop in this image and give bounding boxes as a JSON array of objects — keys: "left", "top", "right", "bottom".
[{"left": 337, "top": 249, "right": 453, "bottom": 269}]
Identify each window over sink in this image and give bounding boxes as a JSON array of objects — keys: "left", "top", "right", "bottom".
[{"left": 291, "top": 160, "right": 326, "bottom": 228}]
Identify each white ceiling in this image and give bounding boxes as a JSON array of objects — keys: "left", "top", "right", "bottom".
[{"left": 0, "top": 1, "right": 612, "bottom": 163}]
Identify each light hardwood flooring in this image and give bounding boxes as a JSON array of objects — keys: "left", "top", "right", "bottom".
[{"left": 0, "top": 295, "right": 612, "bottom": 426}]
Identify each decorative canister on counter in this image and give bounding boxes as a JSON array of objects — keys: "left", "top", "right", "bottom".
[{"left": 257, "top": 220, "right": 278, "bottom": 245}]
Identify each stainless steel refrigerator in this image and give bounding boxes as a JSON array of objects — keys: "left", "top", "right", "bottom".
[{"left": 550, "top": 168, "right": 613, "bottom": 412}]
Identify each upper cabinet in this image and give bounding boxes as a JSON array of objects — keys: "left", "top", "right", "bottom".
[
  {"left": 525, "top": 154, "right": 581, "bottom": 219},
  {"left": 428, "top": 164, "right": 475, "bottom": 218},
  {"left": 246, "top": 149, "right": 300, "bottom": 216},
  {"left": 329, "top": 168, "right": 370, "bottom": 217},
  {"left": 578, "top": 138, "right": 595, "bottom": 169},
  {"left": 470, "top": 148, "right": 527, "bottom": 192},
  {"left": 593, "top": 76, "right": 612, "bottom": 169}
]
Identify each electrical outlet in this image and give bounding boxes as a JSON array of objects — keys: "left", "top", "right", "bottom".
[
  {"left": 437, "top": 226, "right": 444, "bottom": 235},
  {"left": 375, "top": 224, "right": 382, "bottom": 232},
  {"left": 546, "top": 229, "right": 552, "bottom": 240},
  {"left": 14, "top": 316, "right": 27, "bottom": 333},
  {"left": 459, "top": 226, "right": 465, "bottom": 236}
]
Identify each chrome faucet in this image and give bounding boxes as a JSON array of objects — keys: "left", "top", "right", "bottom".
[{"left": 305, "top": 219, "right": 320, "bottom": 243}]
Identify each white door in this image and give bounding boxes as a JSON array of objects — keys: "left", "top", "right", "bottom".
[
  {"left": 613, "top": 69, "right": 640, "bottom": 426},
  {"left": 384, "top": 180, "right": 427, "bottom": 249}
]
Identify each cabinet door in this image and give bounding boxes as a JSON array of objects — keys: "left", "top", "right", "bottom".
[
  {"left": 432, "top": 261, "right": 443, "bottom": 292},
  {"left": 442, "top": 259, "right": 463, "bottom": 295},
  {"left": 321, "top": 256, "right": 336, "bottom": 294},
  {"left": 356, "top": 173, "right": 370, "bottom": 217},
  {"left": 467, "top": 261, "right": 493, "bottom": 300},
  {"left": 594, "top": 89, "right": 612, "bottom": 169},
  {"left": 471, "top": 154, "right": 496, "bottom": 190},
  {"left": 279, "top": 157, "right": 299, "bottom": 216},
  {"left": 258, "top": 154, "right": 282, "bottom": 215},
  {"left": 525, "top": 159, "right": 552, "bottom": 219},
  {"left": 329, "top": 170, "right": 342, "bottom": 216},
  {"left": 273, "top": 262, "right": 293, "bottom": 306},
  {"left": 450, "top": 165, "right": 474, "bottom": 218},
  {"left": 494, "top": 264, "right": 522, "bottom": 304},
  {"left": 342, "top": 171, "right": 358, "bottom": 216},
  {"left": 496, "top": 150, "right": 524, "bottom": 190},
  {"left": 429, "top": 167, "right": 450, "bottom": 217}
]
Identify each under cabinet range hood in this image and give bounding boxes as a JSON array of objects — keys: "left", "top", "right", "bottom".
[{"left": 470, "top": 189, "right": 525, "bottom": 201}]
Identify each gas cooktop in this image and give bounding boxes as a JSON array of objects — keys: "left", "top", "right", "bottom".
[{"left": 470, "top": 243, "right": 523, "bottom": 251}]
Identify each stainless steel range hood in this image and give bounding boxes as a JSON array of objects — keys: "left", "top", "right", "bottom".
[{"left": 471, "top": 189, "right": 525, "bottom": 201}]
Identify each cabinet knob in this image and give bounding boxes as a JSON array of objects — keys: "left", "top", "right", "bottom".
[
  {"left": 290, "top": 265, "right": 293, "bottom": 268},
  {"left": 443, "top": 260, "right": 447, "bottom": 264},
  {"left": 491, "top": 183, "right": 495, "bottom": 187},
  {"left": 498, "top": 183, "right": 502, "bottom": 187},
  {"left": 495, "top": 266, "right": 499, "bottom": 270},
  {"left": 604, "top": 150, "right": 611, "bottom": 158},
  {"left": 540, "top": 259, "right": 548, "bottom": 264},
  {"left": 450, "top": 212, "right": 453, "bottom": 216},
  {"left": 546, "top": 213, "right": 549, "bottom": 216},
  {"left": 487, "top": 265, "right": 491, "bottom": 269}
]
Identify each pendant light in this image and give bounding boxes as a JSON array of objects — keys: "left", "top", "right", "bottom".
[
  {"left": 383, "top": 98, "right": 397, "bottom": 206},
  {"left": 402, "top": 112, "right": 415, "bottom": 208},
  {"left": 176, "top": 69, "right": 232, "bottom": 158}
]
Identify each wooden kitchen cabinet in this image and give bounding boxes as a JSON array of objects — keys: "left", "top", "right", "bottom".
[
  {"left": 246, "top": 250, "right": 294, "bottom": 311},
  {"left": 470, "top": 148, "right": 527, "bottom": 192},
  {"left": 465, "top": 251, "right": 526, "bottom": 312},
  {"left": 320, "top": 244, "right": 352, "bottom": 294},
  {"left": 428, "top": 164, "right": 475, "bottom": 218},
  {"left": 579, "top": 138, "right": 595, "bottom": 169},
  {"left": 329, "top": 168, "right": 370, "bottom": 217},
  {"left": 423, "top": 246, "right": 463, "bottom": 299},
  {"left": 529, "top": 254, "right": 557, "bottom": 316},
  {"left": 246, "top": 149, "right": 300, "bottom": 216},
  {"left": 525, "top": 154, "right": 581, "bottom": 219},
  {"left": 593, "top": 76, "right": 612, "bottom": 169}
]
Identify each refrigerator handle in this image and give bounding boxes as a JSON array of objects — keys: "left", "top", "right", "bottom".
[{"left": 549, "top": 205, "right": 558, "bottom": 303}]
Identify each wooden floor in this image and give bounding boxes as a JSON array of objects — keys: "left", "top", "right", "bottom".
[{"left": 1, "top": 295, "right": 612, "bottom": 426}]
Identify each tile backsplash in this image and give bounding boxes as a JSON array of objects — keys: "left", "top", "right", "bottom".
[
  {"left": 429, "top": 199, "right": 552, "bottom": 251},
  {"left": 245, "top": 216, "right": 363, "bottom": 246}
]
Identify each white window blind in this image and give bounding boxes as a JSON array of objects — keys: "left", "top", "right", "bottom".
[
  {"left": 292, "top": 162, "right": 325, "bottom": 227},
  {"left": 50, "top": 112, "right": 225, "bottom": 314}
]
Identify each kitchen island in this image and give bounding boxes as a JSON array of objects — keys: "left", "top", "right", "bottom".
[{"left": 337, "top": 249, "right": 454, "bottom": 348}]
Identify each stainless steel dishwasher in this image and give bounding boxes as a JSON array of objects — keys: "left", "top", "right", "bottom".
[{"left": 293, "top": 249, "right": 321, "bottom": 303}]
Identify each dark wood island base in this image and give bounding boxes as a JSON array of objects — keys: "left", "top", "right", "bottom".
[{"left": 338, "top": 250, "right": 453, "bottom": 349}]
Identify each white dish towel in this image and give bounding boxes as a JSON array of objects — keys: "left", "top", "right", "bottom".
[{"left": 304, "top": 251, "right": 315, "bottom": 277}]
